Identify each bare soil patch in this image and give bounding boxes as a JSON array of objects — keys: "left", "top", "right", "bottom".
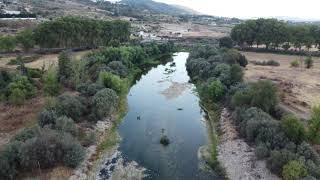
[
  {"left": 0, "top": 96, "right": 45, "bottom": 147},
  {"left": 242, "top": 51, "right": 320, "bottom": 119},
  {"left": 0, "top": 50, "right": 91, "bottom": 70}
]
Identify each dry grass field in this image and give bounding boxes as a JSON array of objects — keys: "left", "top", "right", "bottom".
[
  {"left": 242, "top": 51, "right": 320, "bottom": 120},
  {"left": 0, "top": 50, "right": 91, "bottom": 70}
]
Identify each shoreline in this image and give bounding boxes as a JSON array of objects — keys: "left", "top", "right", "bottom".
[{"left": 217, "top": 108, "right": 280, "bottom": 180}]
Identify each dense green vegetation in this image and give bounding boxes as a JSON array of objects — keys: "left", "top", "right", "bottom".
[
  {"left": 0, "top": 41, "right": 175, "bottom": 179},
  {"left": 34, "top": 17, "right": 130, "bottom": 48},
  {"left": 0, "top": 16, "right": 130, "bottom": 52},
  {"left": 231, "top": 18, "right": 320, "bottom": 51},
  {"left": 187, "top": 45, "right": 320, "bottom": 179}
]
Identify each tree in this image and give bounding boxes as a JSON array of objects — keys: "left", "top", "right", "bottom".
[
  {"left": 206, "top": 80, "right": 225, "bottom": 101},
  {"left": 58, "top": 51, "right": 72, "bottom": 83},
  {"left": 92, "top": 88, "right": 118, "bottom": 120},
  {"left": 0, "top": 35, "right": 16, "bottom": 52},
  {"left": 43, "top": 67, "right": 60, "bottom": 96},
  {"left": 219, "top": 36, "right": 233, "bottom": 48},
  {"left": 16, "top": 29, "right": 35, "bottom": 51}
]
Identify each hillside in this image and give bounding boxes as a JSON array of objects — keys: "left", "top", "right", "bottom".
[{"left": 120, "top": 0, "right": 198, "bottom": 15}]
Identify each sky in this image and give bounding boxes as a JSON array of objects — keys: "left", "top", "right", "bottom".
[{"left": 154, "top": 0, "right": 320, "bottom": 20}]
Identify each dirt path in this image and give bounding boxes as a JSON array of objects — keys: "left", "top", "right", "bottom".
[{"left": 217, "top": 108, "right": 280, "bottom": 180}]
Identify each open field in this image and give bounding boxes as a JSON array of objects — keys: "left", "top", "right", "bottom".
[
  {"left": 158, "top": 22, "right": 230, "bottom": 38},
  {"left": 0, "top": 96, "right": 45, "bottom": 148},
  {"left": 0, "top": 50, "right": 92, "bottom": 70},
  {"left": 242, "top": 51, "right": 320, "bottom": 120}
]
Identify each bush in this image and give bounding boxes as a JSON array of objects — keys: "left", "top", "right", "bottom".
[
  {"left": 107, "top": 61, "right": 129, "bottom": 78},
  {"left": 92, "top": 88, "right": 118, "bottom": 120},
  {"left": 232, "top": 80, "right": 278, "bottom": 113},
  {"left": 304, "top": 56, "right": 313, "bottom": 69},
  {"left": 0, "top": 35, "right": 16, "bottom": 52},
  {"left": 27, "top": 68, "right": 42, "bottom": 78},
  {"left": 305, "top": 160, "right": 320, "bottom": 178},
  {"left": 0, "top": 141, "right": 22, "bottom": 179},
  {"left": 38, "top": 109, "right": 58, "bottom": 128},
  {"left": 255, "top": 143, "right": 270, "bottom": 159},
  {"left": 13, "top": 127, "right": 39, "bottom": 142},
  {"left": 206, "top": 80, "right": 225, "bottom": 101},
  {"left": 19, "top": 130, "right": 84, "bottom": 170},
  {"left": 296, "top": 142, "right": 320, "bottom": 164},
  {"left": 98, "top": 71, "right": 126, "bottom": 94},
  {"left": 267, "top": 150, "right": 298, "bottom": 175},
  {"left": 43, "top": 67, "right": 60, "bottom": 96},
  {"left": 291, "top": 60, "right": 300, "bottom": 67},
  {"left": 20, "top": 130, "right": 60, "bottom": 169},
  {"left": 77, "top": 83, "right": 104, "bottom": 97},
  {"left": 56, "top": 94, "right": 84, "bottom": 121},
  {"left": 54, "top": 116, "right": 78, "bottom": 136},
  {"left": 282, "top": 115, "right": 306, "bottom": 143},
  {"left": 308, "top": 105, "right": 320, "bottom": 144},
  {"left": 282, "top": 160, "right": 308, "bottom": 180},
  {"left": 219, "top": 36, "right": 233, "bottom": 48},
  {"left": 251, "top": 60, "right": 280, "bottom": 66},
  {"left": 8, "top": 88, "right": 26, "bottom": 105},
  {"left": 61, "top": 134, "right": 85, "bottom": 168},
  {"left": 7, "top": 75, "right": 36, "bottom": 104}
]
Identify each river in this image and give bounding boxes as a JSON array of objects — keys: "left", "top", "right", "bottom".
[{"left": 98, "top": 52, "right": 218, "bottom": 180}]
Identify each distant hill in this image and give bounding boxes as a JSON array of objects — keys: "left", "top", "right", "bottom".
[{"left": 120, "top": 0, "right": 198, "bottom": 15}]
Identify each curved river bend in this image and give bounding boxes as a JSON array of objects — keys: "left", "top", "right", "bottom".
[{"left": 99, "top": 52, "right": 218, "bottom": 180}]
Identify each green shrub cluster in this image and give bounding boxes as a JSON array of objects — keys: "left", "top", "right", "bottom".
[
  {"left": 0, "top": 74, "right": 37, "bottom": 105},
  {"left": 187, "top": 46, "right": 320, "bottom": 179},
  {"left": 0, "top": 129, "right": 85, "bottom": 179},
  {"left": 251, "top": 60, "right": 280, "bottom": 66},
  {"left": 231, "top": 80, "right": 278, "bottom": 114}
]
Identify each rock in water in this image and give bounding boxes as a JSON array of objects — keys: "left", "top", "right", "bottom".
[{"left": 160, "top": 135, "right": 170, "bottom": 146}]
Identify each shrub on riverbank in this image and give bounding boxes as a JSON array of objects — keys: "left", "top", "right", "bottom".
[{"left": 187, "top": 46, "right": 320, "bottom": 179}]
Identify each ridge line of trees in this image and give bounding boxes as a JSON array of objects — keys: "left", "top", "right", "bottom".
[
  {"left": 231, "top": 18, "right": 320, "bottom": 51},
  {"left": 0, "top": 16, "right": 131, "bottom": 52}
]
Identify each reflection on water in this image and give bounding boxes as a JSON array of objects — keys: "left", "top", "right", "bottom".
[{"left": 99, "top": 52, "right": 217, "bottom": 180}]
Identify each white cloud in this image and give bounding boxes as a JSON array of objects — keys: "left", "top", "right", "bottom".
[{"left": 155, "top": 0, "right": 320, "bottom": 20}]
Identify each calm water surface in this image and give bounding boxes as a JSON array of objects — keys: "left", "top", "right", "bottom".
[{"left": 101, "top": 52, "right": 218, "bottom": 180}]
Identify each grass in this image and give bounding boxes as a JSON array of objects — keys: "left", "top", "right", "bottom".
[{"left": 200, "top": 99, "right": 228, "bottom": 180}]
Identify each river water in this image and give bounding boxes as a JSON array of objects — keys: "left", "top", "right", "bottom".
[{"left": 99, "top": 52, "right": 218, "bottom": 180}]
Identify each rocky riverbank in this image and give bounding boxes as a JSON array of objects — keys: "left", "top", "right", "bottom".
[{"left": 217, "top": 108, "right": 280, "bottom": 180}]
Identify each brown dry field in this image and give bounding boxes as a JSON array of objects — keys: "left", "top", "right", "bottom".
[
  {"left": 0, "top": 50, "right": 91, "bottom": 148},
  {"left": 0, "top": 96, "right": 45, "bottom": 148},
  {"left": 0, "top": 50, "right": 91, "bottom": 70},
  {"left": 159, "top": 23, "right": 230, "bottom": 38},
  {"left": 242, "top": 51, "right": 320, "bottom": 120}
]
